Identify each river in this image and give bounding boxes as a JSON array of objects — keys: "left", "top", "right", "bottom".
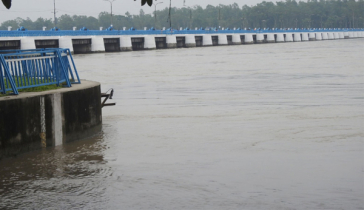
[{"left": 1, "top": 39, "right": 363, "bottom": 210}]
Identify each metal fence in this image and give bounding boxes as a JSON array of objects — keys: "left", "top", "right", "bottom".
[
  {"left": 0, "top": 48, "right": 80, "bottom": 95},
  {"left": 0, "top": 28, "right": 363, "bottom": 37}
]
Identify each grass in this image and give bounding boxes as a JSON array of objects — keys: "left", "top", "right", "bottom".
[{"left": 1, "top": 77, "right": 65, "bottom": 96}]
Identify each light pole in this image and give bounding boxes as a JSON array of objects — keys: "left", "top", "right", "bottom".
[
  {"left": 53, "top": 0, "right": 57, "bottom": 27},
  {"left": 154, "top": 1, "right": 163, "bottom": 28},
  {"left": 183, "top": 2, "right": 192, "bottom": 29},
  {"left": 104, "top": 0, "right": 116, "bottom": 26},
  {"left": 167, "top": 0, "right": 172, "bottom": 29}
]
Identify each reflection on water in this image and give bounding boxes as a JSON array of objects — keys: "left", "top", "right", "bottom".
[
  {"left": 1, "top": 39, "right": 363, "bottom": 210},
  {"left": 0, "top": 133, "right": 110, "bottom": 209}
]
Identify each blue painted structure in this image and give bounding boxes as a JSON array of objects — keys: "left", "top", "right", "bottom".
[
  {"left": 0, "top": 48, "right": 80, "bottom": 95},
  {"left": 0, "top": 28, "right": 363, "bottom": 37}
]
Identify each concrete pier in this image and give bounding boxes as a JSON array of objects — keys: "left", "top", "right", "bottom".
[
  {"left": 256, "top": 34, "right": 264, "bottom": 43},
  {"left": 185, "top": 35, "right": 196, "bottom": 48},
  {"left": 166, "top": 35, "right": 177, "bottom": 48},
  {"left": 218, "top": 34, "right": 228, "bottom": 45},
  {"left": 322, "top": 33, "right": 328, "bottom": 40},
  {"left": 315, "top": 33, "right": 322, "bottom": 40},
  {"left": 0, "top": 80, "right": 102, "bottom": 160},
  {"left": 293, "top": 33, "right": 301, "bottom": 42},
  {"left": 202, "top": 34, "right": 213, "bottom": 46},
  {"left": 266, "top": 34, "right": 275, "bottom": 43},
  {"left": 309, "top": 33, "right": 316, "bottom": 41},
  {"left": 328, "top": 33, "right": 334, "bottom": 40},
  {"left": 285, "top": 33, "right": 293, "bottom": 42},
  {"left": 231, "top": 34, "right": 241, "bottom": 45},
  {"left": 144, "top": 35, "right": 156, "bottom": 50},
  {"left": 91, "top": 37, "right": 105, "bottom": 53},
  {"left": 276, "top": 33, "right": 285, "bottom": 43},
  {"left": 120, "top": 36, "right": 132, "bottom": 51}
]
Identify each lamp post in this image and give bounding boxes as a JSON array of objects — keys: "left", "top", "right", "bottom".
[
  {"left": 104, "top": 0, "right": 116, "bottom": 26},
  {"left": 154, "top": 1, "right": 163, "bottom": 28},
  {"left": 53, "top": 0, "right": 57, "bottom": 27},
  {"left": 295, "top": 18, "right": 298, "bottom": 28},
  {"left": 167, "top": 0, "right": 172, "bottom": 29}
]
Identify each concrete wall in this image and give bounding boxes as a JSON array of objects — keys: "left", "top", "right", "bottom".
[{"left": 0, "top": 80, "right": 102, "bottom": 160}]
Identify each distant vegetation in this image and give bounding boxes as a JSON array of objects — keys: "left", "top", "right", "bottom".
[{"left": 1, "top": 0, "right": 363, "bottom": 30}]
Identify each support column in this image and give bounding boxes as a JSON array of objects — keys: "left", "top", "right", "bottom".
[
  {"left": 166, "top": 35, "right": 177, "bottom": 48},
  {"left": 120, "top": 36, "right": 132, "bottom": 51},
  {"left": 20, "top": 37, "right": 36, "bottom": 49},
  {"left": 218, "top": 34, "right": 228, "bottom": 45},
  {"left": 293, "top": 33, "right": 301, "bottom": 42},
  {"left": 322, "top": 33, "right": 328, "bottom": 40},
  {"left": 244, "top": 34, "right": 254, "bottom": 44},
  {"left": 144, "top": 35, "right": 156, "bottom": 50},
  {"left": 309, "top": 33, "right": 316, "bottom": 41},
  {"left": 285, "top": 33, "right": 293, "bottom": 42},
  {"left": 231, "top": 34, "right": 241, "bottom": 45},
  {"left": 328, "top": 33, "right": 334, "bottom": 40},
  {"left": 185, "top": 35, "right": 196, "bottom": 48},
  {"left": 315, "top": 33, "right": 322, "bottom": 40},
  {"left": 202, "top": 34, "right": 213, "bottom": 46},
  {"left": 302, "top": 33, "right": 309, "bottom": 41},
  {"left": 267, "top": 33, "right": 275, "bottom": 43},
  {"left": 59, "top": 36, "right": 74, "bottom": 52},
  {"left": 256, "top": 34, "right": 264, "bottom": 43},
  {"left": 91, "top": 36, "right": 105, "bottom": 53},
  {"left": 276, "top": 33, "right": 285, "bottom": 43}
]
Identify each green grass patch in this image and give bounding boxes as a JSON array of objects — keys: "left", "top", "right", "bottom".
[{"left": 1, "top": 76, "right": 65, "bottom": 96}]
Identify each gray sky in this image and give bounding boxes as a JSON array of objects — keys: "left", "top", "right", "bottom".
[{"left": 0, "top": 0, "right": 268, "bottom": 22}]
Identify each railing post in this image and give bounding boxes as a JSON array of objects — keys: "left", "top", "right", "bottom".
[
  {"left": 0, "top": 56, "right": 19, "bottom": 95},
  {"left": 0, "top": 63, "right": 6, "bottom": 94},
  {"left": 55, "top": 50, "right": 71, "bottom": 87}
]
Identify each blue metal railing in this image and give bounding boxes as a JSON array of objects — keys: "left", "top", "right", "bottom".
[
  {"left": 0, "top": 48, "right": 80, "bottom": 95},
  {"left": 0, "top": 28, "right": 363, "bottom": 37}
]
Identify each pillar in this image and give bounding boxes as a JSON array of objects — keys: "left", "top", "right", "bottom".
[
  {"left": 301, "top": 33, "right": 309, "bottom": 41},
  {"left": 185, "top": 35, "right": 196, "bottom": 48},
  {"left": 59, "top": 36, "right": 74, "bottom": 52},
  {"left": 267, "top": 33, "right": 275, "bottom": 43},
  {"left": 120, "top": 36, "right": 132, "bottom": 51},
  {"left": 91, "top": 36, "right": 105, "bottom": 53},
  {"left": 20, "top": 37, "right": 36, "bottom": 49},
  {"left": 244, "top": 33, "right": 254, "bottom": 44},
  {"left": 256, "top": 34, "right": 264, "bottom": 43},
  {"left": 231, "top": 34, "right": 241, "bottom": 45},
  {"left": 276, "top": 33, "right": 285, "bottom": 43},
  {"left": 202, "top": 34, "right": 213, "bottom": 46},
  {"left": 144, "top": 35, "right": 156, "bottom": 50},
  {"left": 218, "top": 34, "right": 228, "bottom": 45},
  {"left": 166, "top": 35, "right": 177, "bottom": 48},
  {"left": 285, "top": 33, "right": 293, "bottom": 42}
]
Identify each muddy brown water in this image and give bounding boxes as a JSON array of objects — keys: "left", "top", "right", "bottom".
[{"left": 1, "top": 39, "right": 363, "bottom": 210}]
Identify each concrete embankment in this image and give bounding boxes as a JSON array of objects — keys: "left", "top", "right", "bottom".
[{"left": 0, "top": 80, "right": 102, "bottom": 160}]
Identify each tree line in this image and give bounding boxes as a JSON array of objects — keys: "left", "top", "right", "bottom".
[{"left": 1, "top": 0, "right": 363, "bottom": 31}]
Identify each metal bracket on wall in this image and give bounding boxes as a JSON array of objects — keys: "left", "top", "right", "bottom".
[{"left": 101, "top": 88, "right": 116, "bottom": 108}]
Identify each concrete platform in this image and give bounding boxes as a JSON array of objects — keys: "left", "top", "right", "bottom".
[{"left": 0, "top": 80, "right": 102, "bottom": 160}]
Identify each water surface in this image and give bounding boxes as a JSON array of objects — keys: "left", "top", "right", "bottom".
[{"left": 1, "top": 39, "right": 363, "bottom": 210}]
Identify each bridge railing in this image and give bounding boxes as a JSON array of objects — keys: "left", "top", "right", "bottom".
[
  {"left": 0, "top": 48, "right": 80, "bottom": 95},
  {"left": 0, "top": 28, "right": 363, "bottom": 37}
]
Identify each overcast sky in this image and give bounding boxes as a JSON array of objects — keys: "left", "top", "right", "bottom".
[{"left": 0, "top": 0, "right": 271, "bottom": 22}]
